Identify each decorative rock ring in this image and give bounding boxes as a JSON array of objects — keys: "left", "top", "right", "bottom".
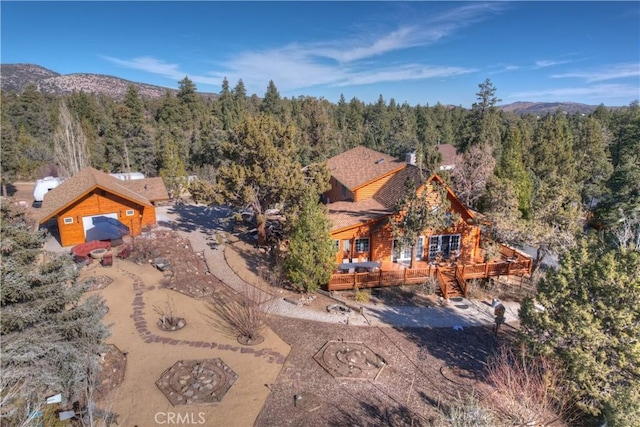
[{"left": 90, "top": 248, "right": 109, "bottom": 259}]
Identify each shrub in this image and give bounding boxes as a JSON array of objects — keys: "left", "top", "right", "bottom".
[{"left": 354, "top": 287, "right": 371, "bottom": 303}]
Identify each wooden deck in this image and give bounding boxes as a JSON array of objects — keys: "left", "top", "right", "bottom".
[{"left": 327, "top": 244, "right": 532, "bottom": 298}]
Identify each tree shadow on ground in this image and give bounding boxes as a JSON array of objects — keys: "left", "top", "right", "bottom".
[
  {"left": 1, "top": 182, "right": 17, "bottom": 197},
  {"left": 327, "top": 396, "right": 432, "bottom": 427},
  {"left": 166, "top": 203, "right": 232, "bottom": 235}
]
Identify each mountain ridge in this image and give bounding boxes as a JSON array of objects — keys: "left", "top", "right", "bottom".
[{"left": 0, "top": 63, "right": 619, "bottom": 114}]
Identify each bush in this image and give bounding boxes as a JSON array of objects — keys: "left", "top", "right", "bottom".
[
  {"left": 420, "top": 275, "right": 439, "bottom": 294},
  {"left": 485, "top": 345, "right": 571, "bottom": 426},
  {"left": 437, "top": 392, "right": 499, "bottom": 427},
  {"left": 354, "top": 287, "right": 371, "bottom": 303}
]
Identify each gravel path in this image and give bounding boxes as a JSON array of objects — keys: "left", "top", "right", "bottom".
[{"left": 155, "top": 203, "right": 522, "bottom": 331}]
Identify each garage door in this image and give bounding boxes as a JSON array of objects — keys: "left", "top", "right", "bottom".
[{"left": 82, "top": 213, "right": 119, "bottom": 238}]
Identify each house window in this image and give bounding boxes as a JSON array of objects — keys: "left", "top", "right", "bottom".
[
  {"left": 63, "top": 217, "right": 73, "bottom": 224},
  {"left": 392, "top": 237, "right": 424, "bottom": 262},
  {"left": 355, "top": 238, "right": 370, "bottom": 253},
  {"left": 428, "top": 234, "right": 461, "bottom": 259},
  {"left": 341, "top": 184, "right": 347, "bottom": 198},
  {"left": 333, "top": 239, "right": 340, "bottom": 253},
  {"left": 125, "top": 210, "right": 135, "bottom": 216}
]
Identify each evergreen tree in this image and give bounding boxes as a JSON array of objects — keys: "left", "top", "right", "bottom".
[
  {"left": 160, "top": 138, "right": 188, "bottom": 199},
  {"left": 219, "top": 77, "right": 235, "bottom": 130},
  {"left": 519, "top": 236, "right": 640, "bottom": 424},
  {"left": 0, "top": 202, "right": 109, "bottom": 420},
  {"left": 495, "top": 121, "right": 533, "bottom": 218},
  {"left": 283, "top": 189, "right": 335, "bottom": 292},
  {"left": 216, "top": 114, "right": 325, "bottom": 245},
  {"left": 260, "top": 80, "right": 282, "bottom": 116},
  {"left": 573, "top": 116, "right": 613, "bottom": 207},
  {"left": 465, "top": 78, "right": 502, "bottom": 150},
  {"left": 233, "top": 79, "right": 248, "bottom": 121},
  {"left": 0, "top": 104, "right": 18, "bottom": 181},
  {"left": 177, "top": 76, "right": 199, "bottom": 115},
  {"left": 598, "top": 102, "right": 640, "bottom": 226}
]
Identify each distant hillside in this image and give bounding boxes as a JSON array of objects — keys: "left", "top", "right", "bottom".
[
  {"left": 0, "top": 63, "right": 623, "bottom": 109},
  {"left": 500, "top": 101, "right": 603, "bottom": 116},
  {"left": 0, "top": 64, "right": 60, "bottom": 92},
  {"left": 0, "top": 63, "right": 218, "bottom": 100}
]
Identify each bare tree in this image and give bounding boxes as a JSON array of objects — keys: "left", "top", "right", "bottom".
[
  {"left": 206, "top": 286, "right": 274, "bottom": 344},
  {"left": 53, "top": 101, "right": 89, "bottom": 178},
  {"left": 611, "top": 211, "right": 640, "bottom": 250},
  {"left": 451, "top": 144, "right": 496, "bottom": 208}
]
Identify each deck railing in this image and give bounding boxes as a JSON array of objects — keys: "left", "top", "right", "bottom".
[
  {"left": 328, "top": 245, "right": 532, "bottom": 292},
  {"left": 327, "top": 266, "right": 436, "bottom": 291},
  {"left": 436, "top": 268, "right": 448, "bottom": 297}
]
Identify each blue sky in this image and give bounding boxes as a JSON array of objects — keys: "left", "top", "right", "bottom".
[{"left": 2, "top": 1, "right": 638, "bottom": 107}]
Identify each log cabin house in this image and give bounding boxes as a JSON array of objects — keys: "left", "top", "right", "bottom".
[
  {"left": 324, "top": 146, "right": 532, "bottom": 298},
  {"left": 38, "top": 167, "right": 169, "bottom": 247}
]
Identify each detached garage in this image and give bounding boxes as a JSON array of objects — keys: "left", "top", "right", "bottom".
[{"left": 38, "top": 167, "right": 168, "bottom": 247}]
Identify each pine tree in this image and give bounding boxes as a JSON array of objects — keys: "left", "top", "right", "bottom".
[
  {"left": 219, "top": 77, "right": 235, "bottom": 130},
  {"left": 260, "top": 80, "right": 282, "bottom": 116},
  {"left": 495, "top": 121, "right": 533, "bottom": 218},
  {"left": 283, "top": 190, "right": 335, "bottom": 292},
  {"left": 216, "top": 114, "right": 326, "bottom": 246},
  {"left": 519, "top": 236, "right": 640, "bottom": 424},
  {"left": 160, "top": 138, "right": 188, "bottom": 200},
  {"left": 465, "top": 78, "right": 502, "bottom": 150},
  {"left": 0, "top": 201, "right": 109, "bottom": 420}
]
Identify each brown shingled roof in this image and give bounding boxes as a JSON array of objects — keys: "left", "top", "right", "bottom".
[
  {"left": 38, "top": 167, "right": 153, "bottom": 224},
  {"left": 327, "top": 146, "right": 405, "bottom": 191},
  {"left": 373, "top": 164, "right": 427, "bottom": 209},
  {"left": 120, "top": 177, "right": 169, "bottom": 203},
  {"left": 327, "top": 198, "right": 391, "bottom": 232}
]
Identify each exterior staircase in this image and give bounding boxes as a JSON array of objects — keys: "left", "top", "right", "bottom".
[{"left": 437, "top": 267, "right": 464, "bottom": 299}]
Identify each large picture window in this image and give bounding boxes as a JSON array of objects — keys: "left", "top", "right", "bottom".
[{"left": 427, "top": 234, "right": 461, "bottom": 259}]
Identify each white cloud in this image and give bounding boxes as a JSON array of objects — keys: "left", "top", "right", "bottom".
[
  {"left": 333, "top": 65, "right": 475, "bottom": 87},
  {"left": 488, "top": 64, "right": 520, "bottom": 75},
  {"left": 534, "top": 59, "right": 573, "bottom": 69},
  {"left": 101, "top": 3, "right": 505, "bottom": 94},
  {"left": 551, "top": 63, "right": 640, "bottom": 82},
  {"left": 102, "top": 55, "right": 221, "bottom": 86}
]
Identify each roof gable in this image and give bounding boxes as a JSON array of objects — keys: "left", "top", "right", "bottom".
[
  {"left": 39, "top": 167, "right": 154, "bottom": 224},
  {"left": 327, "top": 146, "right": 405, "bottom": 191}
]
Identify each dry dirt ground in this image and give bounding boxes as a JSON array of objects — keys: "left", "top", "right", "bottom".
[
  {"left": 223, "top": 238, "right": 516, "bottom": 427},
  {"left": 79, "top": 260, "right": 290, "bottom": 427}
]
